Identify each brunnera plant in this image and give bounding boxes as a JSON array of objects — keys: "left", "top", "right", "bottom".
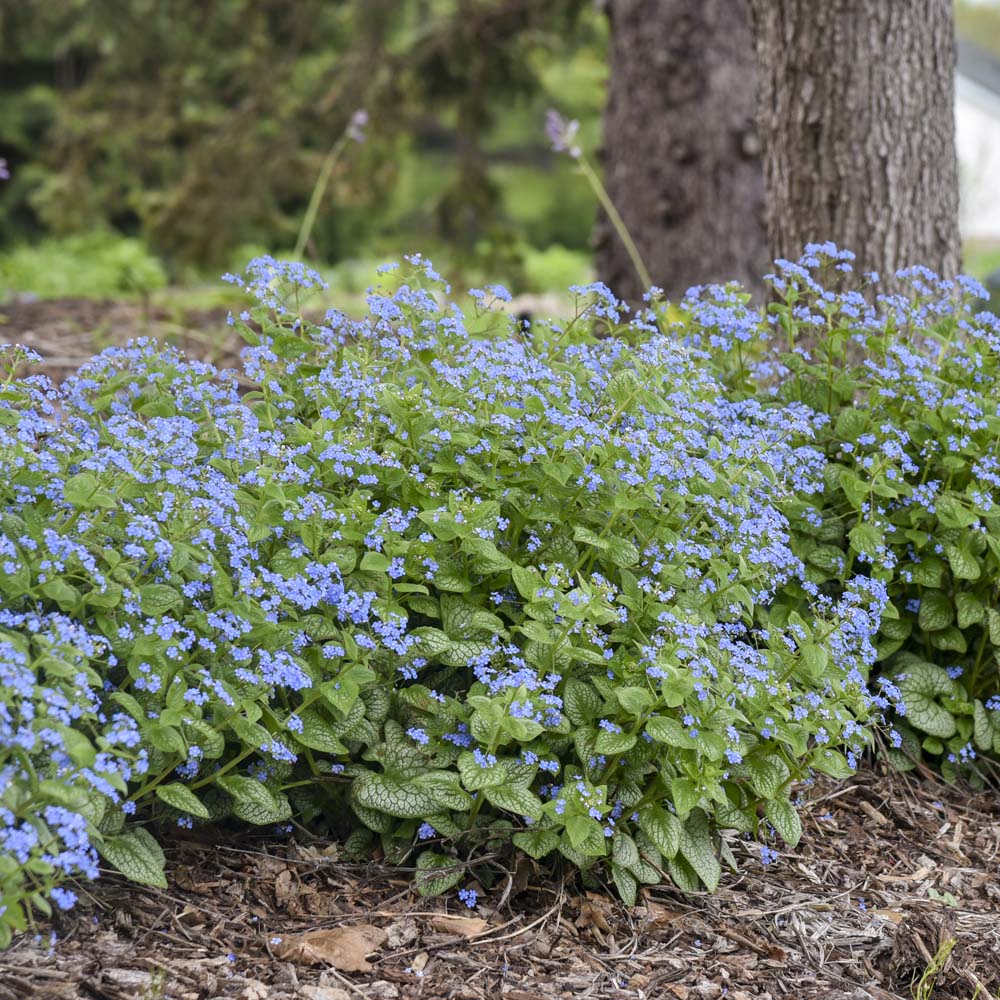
[
  {"left": 0, "top": 255, "right": 890, "bottom": 940},
  {"left": 690, "top": 244, "right": 1000, "bottom": 783}
]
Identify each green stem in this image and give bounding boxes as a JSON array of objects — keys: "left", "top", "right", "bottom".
[
  {"left": 575, "top": 154, "right": 653, "bottom": 294},
  {"left": 293, "top": 134, "right": 350, "bottom": 261}
]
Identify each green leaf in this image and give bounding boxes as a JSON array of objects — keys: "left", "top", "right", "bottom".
[
  {"left": 810, "top": 749, "right": 856, "bottom": 779},
  {"left": 215, "top": 775, "right": 292, "bottom": 825},
  {"left": 955, "top": 593, "right": 984, "bottom": 630},
  {"left": 615, "top": 686, "right": 653, "bottom": 715},
  {"left": 63, "top": 471, "right": 115, "bottom": 509},
  {"left": 572, "top": 526, "right": 608, "bottom": 550},
  {"left": 414, "top": 851, "right": 464, "bottom": 897},
  {"left": 611, "top": 863, "right": 638, "bottom": 906},
  {"left": 764, "top": 796, "right": 802, "bottom": 847},
  {"left": 350, "top": 801, "right": 395, "bottom": 833},
  {"left": 416, "top": 771, "right": 474, "bottom": 812},
  {"left": 138, "top": 583, "right": 182, "bottom": 617},
  {"left": 441, "top": 594, "right": 502, "bottom": 639},
  {"left": 798, "top": 644, "right": 829, "bottom": 680},
  {"left": 945, "top": 543, "right": 981, "bottom": 581},
  {"left": 484, "top": 784, "right": 543, "bottom": 819},
  {"left": 512, "top": 827, "right": 560, "bottom": 860},
  {"left": 667, "top": 854, "right": 701, "bottom": 894},
  {"left": 411, "top": 626, "right": 452, "bottom": 659},
  {"left": 989, "top": 608, "right": 1000, "bottom": 646},
  {"left": 562, "top": 678, "right": 602, "bottom": 726},
  {"left": 911, "top": 557, "right": 946, "bottom": 588},
  {"left": 462, "top": 536, "right": 513, "bottom": 572},
  {"left": 937, "top": 494, "right": 979, "bottom": 528},
  {"left": 183, "top": 719, "right": 225, "bottom": 759},
  {"left": 848, "top": 521, "right": 883, "bottom": 557},
  {"left": 605, "top": 536, "right": 640, "bottom": 567},
  {"left": 109, "top": 690, "right": 145, "bottom": 723},
  {"left": 806, "top": 544, "right": 845, "bottom": 576},
  {"left": 518, "top": 619, "right": 555, "bottom": 644},
  {"left": 293, "top": 708, "right": 349, "bottom": 754},
  {"left": 715, "top": 798, "right": 753, "bottom": 833},
  {"left": 594, "top": 729, "right": 637, "bottom": 755},
  {"left": 835, "top": 407, "right": 868, "bottom": 441},
  {"left": 646, "top": 716, "right": 695, "bottom": 748},
  {"left": 564, "top": 814, "right": 607, "bottom": 855},
  {"left": 155, "top": 783, "right": 210, "bottom": 819},
  {"left": 440, "top": 638, "right": 495, "bottom": 668},
  {"left": 747, "top": 755, "right": 790, "bottom": 799},
  {"left": 85, "top": 583, "right": 123, "bottom": 608},
  {"left": 886, "top": 724, "right": 921, "bottom": 773},
  {"left": 432, "top": 558, "right": 472, "bottom": 592},
  {"left": 226, "top": 715, "right": 272, "bottom": 750},
  {"left": 670, "top": 777, "right": 701, "bottom": 817},
  {"left": 359, "top": 550, "right": 391, "bottom": 574},
  {"left": 678, "top": 809, "right": 720, "bottom": 892},
  {"left": 457, "top": 751, "right": 508, "bottom": 790},
  {"left": 97, "top": 827, "right": 167, "bottom": 888},
  {"left": 146, "top": 722, "right": 186, "bottom": 755},
  {"left": 41, "top": 577, "right": 80, "bottom": 610},
  {"left": 895, "top": 662, "right": 959, "bottom": 738},
  {"left": 918, "top": 591, "right": 953, "bottom": 632},
  {"left": 927, "top": 626, "right": 967, "bottom": 654},
  {"left": 37, "top": 779, "right": 88, "bottom": 810},
  {"left": 511, "top": 565, "right": 542, "bottom": 600},
  {"left": 611, "top": 832, "right": 640, "bottom": 870},
  {"left": 353, "top": 772, "right": 442, "bottom": 819},
  {"left": 973, "top": 700, "right": 995, "bottom": 751}
]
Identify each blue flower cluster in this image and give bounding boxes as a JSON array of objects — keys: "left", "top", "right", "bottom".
[{"left": 696, "top": 243, "right": 1000, "bottom": 783}]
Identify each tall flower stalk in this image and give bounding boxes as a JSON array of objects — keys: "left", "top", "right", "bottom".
[
  {"left": 545, "top": 109, "right": 653, "bottom": 295},
  {"left": 292, "top": 109, "right": 368, "bottom": 261}
]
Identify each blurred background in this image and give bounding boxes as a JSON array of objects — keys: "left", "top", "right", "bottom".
[{"left": 2, "top": 0, "right": 1000, "bottom": 313}]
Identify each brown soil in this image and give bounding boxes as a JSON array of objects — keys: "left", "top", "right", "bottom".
[
  {"left": 0, "top": 297, "right": 245, "bottom": 384},
  {"left": 3, "top": 768, "right": 998, "bottom": 1000}
]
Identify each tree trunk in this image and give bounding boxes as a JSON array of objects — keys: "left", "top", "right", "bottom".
[
  {"left": 595, "top": 0, "right": 767, "bottom": 304},
  {"left": 748, "top": 0, "right": 961, "bottom": 289}
]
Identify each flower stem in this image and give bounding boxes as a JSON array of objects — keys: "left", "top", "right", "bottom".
[{"left": 576, "top": 154, "right": 653, "bottom": 295}]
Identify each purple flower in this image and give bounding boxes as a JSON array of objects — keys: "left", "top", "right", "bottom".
[
  {"left": 347, "top": 109, "right": 368, "bottom": 144},
  {"left": 545, "top": 110, "right": 580, "bottom": 159}
]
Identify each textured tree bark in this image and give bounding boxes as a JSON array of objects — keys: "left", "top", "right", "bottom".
[
  {"left": 595, "top": 0, "right": 767, "bottom": 304},
  {"left": 748, "top": 0, "right": 962, "bottom": 289}
]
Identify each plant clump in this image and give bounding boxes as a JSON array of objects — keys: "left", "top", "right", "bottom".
[
  {"left": 691, "top": 243, "right": 1000, "bottom": 782},
  {"left": 0, "top": 252, "right": 900, "bottom": 940}
]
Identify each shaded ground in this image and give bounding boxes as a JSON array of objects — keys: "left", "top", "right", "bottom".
[
  {"left": 0, "top": 297, "right": 244, "bottom": 383},
  {"left": 4, "top": 768, "right": 999, "bottom": 1000}
]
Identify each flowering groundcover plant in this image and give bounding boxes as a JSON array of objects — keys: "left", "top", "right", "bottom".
[
  {"left": 0, "top": 255, "right": 893, "bottom": 941},
  {"left": 691, "top": 244, "right": 1000, "bottom": 783}
]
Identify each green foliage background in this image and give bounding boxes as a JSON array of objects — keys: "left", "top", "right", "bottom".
[{"left": 0, "top": 0, "right": 603, "bottom": 287}]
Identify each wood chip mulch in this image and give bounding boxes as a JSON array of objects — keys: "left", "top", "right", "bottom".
[
  {"left": 3, "top": 766, "right": 999, "bottom": 1000},
  {"left": 0, "top": 296, "right": 245, "bottom": 385}
]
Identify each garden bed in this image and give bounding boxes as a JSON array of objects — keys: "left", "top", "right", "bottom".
[
  {"left": 0, "top": 296, "right": 244, "bottom": 384},
  {"left": 5, "top": 767, "right": 998, "bottom": 1000}
]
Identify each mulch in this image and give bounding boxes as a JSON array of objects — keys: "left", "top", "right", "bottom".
[
  {"left": 4, "top": 766, "right": 999, "bottom": 1000},
  {"left": 0, "top": 297, "right": 245, "bottom": 384}
]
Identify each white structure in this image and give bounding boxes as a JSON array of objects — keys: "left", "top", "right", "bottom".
[{"left": 957, "top": 41, "right": 1000, "bottom": 239}]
